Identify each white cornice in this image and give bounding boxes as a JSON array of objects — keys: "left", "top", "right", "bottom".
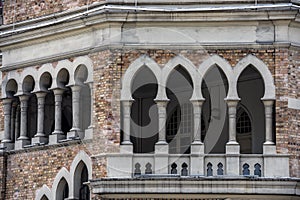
[{"left": 0, "top": 9, "right": 298, "bottom": 49}]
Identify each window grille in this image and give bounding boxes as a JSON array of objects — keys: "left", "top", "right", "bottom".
[{"left": 237, "top": 110, "right": 252, "bottom": 134}]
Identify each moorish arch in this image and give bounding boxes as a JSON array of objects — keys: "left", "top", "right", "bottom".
[
  {"left": 162, "top": 55, "right": 203, "bottom": 100},
  {"left": 233, "top": 54, "right": 276, "bottom": 100},
  {"left": 121, "top": 55, "right": 162, "bottom": 101},
  {"left": 71, "top": 56, "right": 94, "bottom": 85},
  {"left": 199, "top": 54, "right": 234, "bottom": 99},
  {"left": 36, "top": 63, "right": 55, "bottom": 91}
]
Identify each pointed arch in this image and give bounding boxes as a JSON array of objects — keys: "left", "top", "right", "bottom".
[
  {"left": 199, "top": 54, "right": 234, "bottom": 99},
  {"left": 121, "top": 55, "right": 161, "bottom": 100},
  {"left": 234, "top": 54, "right": 275, "bottom": 99},
  {"left": 162, "top": 55, "right": 203, "bottom": 100},
  {"left": 69, "top": 150, "right": 92, "bottom": 199},
  {"left": 51, "top": 167, "right": 71, "bottom": 199},
  {"left": 35, "top": 184, "right": 51, "bottom": 200}
]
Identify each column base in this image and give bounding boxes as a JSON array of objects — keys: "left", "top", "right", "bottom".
[
  {"left": 49, "top": 134, "right": 66, "bottom": 145},
  {"left": 155, "top": 141, "right": 169, "bottom": 154},
  {"left": 67, "top": 130, "right": 82, "bottom": 139},
  {"left": 191, "top": 141, "right": 204, "bottom": 154},
  {"left": 15, "top": 139, "right": 30, "bottom": 150},
  {"left": 0, "top": 142, "right": 14, "bottom": 151},
  {"left": 84, "top": 128, "right": 93, "bottom": 140},
  {"left": 226, "top": 142, "right": 240, "bottom": 154},
  {"left": 120, "top": 143, "right": 133, "bottom": 153},
  {"left": 31, "top": 136, "right": 48, "bottom": 145},
  {"left": 263, "top": 143, "right": 276, "bottom": 155}
]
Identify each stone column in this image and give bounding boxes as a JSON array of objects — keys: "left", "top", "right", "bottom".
[
  {"left": 154, "top": 100, "right": 169, "bottom": 174},
  {"left": 15, "top": 95, "right": 30, "bottom": 150},
  {"left": 262, "top": 100, "right": 276, "bottom": 154},
  {"left": 225, "top": 99, "right": 240, "bottom": 176},
  {"left": 10, "top": 101, "right": 17, "bottom": 144},
  {"left": 14, "top": 105, "right": 20, "bottom": 142},
  {"left": 32, "top": 92, "right": 48, "bottom": 144},
  {"left": 0, "top": 98, "right": 14, "bottom": 150},
  {"left": 263, "top": 100, "right": 274, "bottom": 144},
  {"left": 49, "top": 88, "right": 65, "bottom": 144},
  {"left": 226, "top": 99, "right": 239, "bottom": 145},
  {"left": 67, "top": 85, "right": 82, "bottom": 139},
  {"left": 191, "top": 100, "right": 205, "bottom": 144},
  {"left": 190, "top": 99, "right": 205, "bottom": 175},
  {"left": 84, "top": 82, "right": 94, "bottom": 140},
  {"left": 155, "top": 100, "right": 169, "bottom": 144},
  {"left": 2, "top": 98, "right": 13, "bottom": 143},
  {"left": 120, "top": 100, "right": 133, "bottom": 153}
]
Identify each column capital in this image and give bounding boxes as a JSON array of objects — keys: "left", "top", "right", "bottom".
[
  {"left": 34, "top": 91, "right": 48, "bottom": 98},
  {"left": 262, "top": 99, "right": 274, "bottom": 107},
  {"left": 17, "top": 94, "right": 30, "bottom": 102},
  {"left": 225, "top": 98, "right": 240, "bottom": 107},
  {"left": 50, "top": 87, "right": 65, "bottom": 95},
  {"left": 69, "top": 84, "right": 82, "bottom": 92}
]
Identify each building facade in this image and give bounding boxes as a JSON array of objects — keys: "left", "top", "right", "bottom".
[{"left": 0, "top": 0, "right": 300, "bottom": 199}]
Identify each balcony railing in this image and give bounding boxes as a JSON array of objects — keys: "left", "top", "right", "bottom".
[{"left": 106, "top": 152, "right": 289, "bottom": 178}]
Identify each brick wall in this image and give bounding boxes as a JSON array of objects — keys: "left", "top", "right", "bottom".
[
  {"left": 0, "top": 153, "right": 6, "bottom": 200},
  {"left": 3, "top": 0, "right": 104, "bottom": 25},
  {"left": 287, "top": 48, "right": 300, "bottom": 177},
  {"left": 3, "top": 142, "right": 106, "bottom": 199}
]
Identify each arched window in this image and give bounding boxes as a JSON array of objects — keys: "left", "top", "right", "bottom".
[
  {"left": 130, "top": 66, "right": 158, "bottom": 153},
  {"left": 201, "top": 65, "right": 229, "bottom": 154},
  {"left": 236, "top": 106, "right": 252, "bottom": 154},
  {"left": 74, "top": 161, "right": 90, "bottom": 200},
  {"left": 237, "top": 65, "right": 265, "bottom": 154},
  {"left": 166, "top": 66, "right": 193, "bottom": 154},
  {"left": 79, "top": 165, "right": 90, "bottom": 200},
  {"left": 56, "top": 178, "right": 69, "bottom": 200}
]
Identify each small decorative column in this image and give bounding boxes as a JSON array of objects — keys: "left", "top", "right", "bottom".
[
  {"left": 67, "top": 85, "right": 82, "bottom": 139},
  {"left": 190, "top": 99, "right": 205, "bottom": 175},
  {"left": 85, "top": 82, "right": 94, "bottom": 140},
  {"left": 14, "top": 105, "right": 20, "bottom": 142},
  {"left": 155, "top": 100, "right": 169, "bottom": 152},
  {"left": 15, "top": 95, "right": 30, "bottom": 150},
  {"left": 49, "top": 88, "right": 65, "bottom": 144},
  {"left": 0, "top": 98, "right": 14, "bottom": 150},
  {"left": 154, "top": 100, "right": 169, "bottom": 174},
  {"left": 32, "top": 92, "right": 48, "bottom": 144},
  {"left": 120, "top": 100, "right": 133, "bottom": 153},
  {"left": 10, "top": 100, "right": 17, "bottom": 144},
  {"left": 262, "top": 99, "right": 276, "bottom": 154},
  {"left": 225, "top": 99, "right": 240, "bottom": 176}
]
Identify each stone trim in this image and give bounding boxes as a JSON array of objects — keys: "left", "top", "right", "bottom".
[
  {"left": 90, "top": 177, "right": 300, "bottom": 196},
  {"left": 35, "top": 184, "right": 52, "bottom": 200}
]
